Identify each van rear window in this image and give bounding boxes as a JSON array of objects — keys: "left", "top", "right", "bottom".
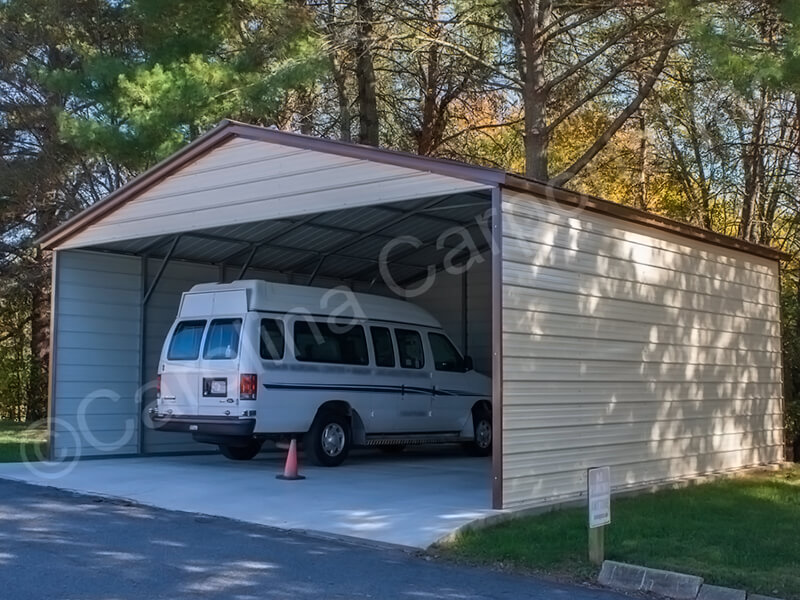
[
  {"left": 203, "top": 319, "right": 242, "bottom": 360},
  {"left": 294, "top": 320, "right": 368, "bottom": 365},
  {"left": 167, "top": 320, "right": 206, "bottom": 360}
]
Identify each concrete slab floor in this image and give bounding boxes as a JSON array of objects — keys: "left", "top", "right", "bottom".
[{"left": 0, "top": 447, "right": 497, "bottom": 549}]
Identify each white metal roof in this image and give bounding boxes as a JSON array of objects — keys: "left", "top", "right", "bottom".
[{"left": 182, "top": 280, "right": 442, "bottom": 328}]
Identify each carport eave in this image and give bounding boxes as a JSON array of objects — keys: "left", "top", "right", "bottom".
[
  {"left": 37, "top": 120, "right": 505, "bottom": 252},
  {"left": 501, "top": 175, "right": 788, "bottom": 263}
]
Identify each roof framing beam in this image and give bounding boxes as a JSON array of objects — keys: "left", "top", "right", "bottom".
[{"left": 285, "top": 194, "right": 461, "bottom": 273}]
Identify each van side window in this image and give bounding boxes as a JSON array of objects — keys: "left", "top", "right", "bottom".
[
  {"left": 428, "top": 332, "right": 465, "bottom": 372},
  {"left": 203, "top": 318, "right": 242, "bottom": 359},
  {"left": 294, "top": 320, "right": 368, "bottom": 365},
  {"left": 260, "top": 319, "right": 285, "bottom": 360},
  {"left": 370, "top": 327, "right": 395, "bottom": 367},
  {"left": 167, "top": 320, "right": 206, "bottom": 360},
  {"left": 395, "top": 329, "right": 424, "bottom": 369}
]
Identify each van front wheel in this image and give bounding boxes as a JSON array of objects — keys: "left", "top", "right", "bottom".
[
  {"left": 305, "top": 412, "right": 351, "bottom": 467},
  {"left": 219, "top": 441, "right": 262, "bottom": 461}
]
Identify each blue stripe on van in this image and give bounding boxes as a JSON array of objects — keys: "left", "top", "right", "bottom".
[{"left": 261, "top": 383, "right": 486, "bottom": 397}]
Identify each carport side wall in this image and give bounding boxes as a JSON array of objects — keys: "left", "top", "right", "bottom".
[
  {"left": 499, "top": 188, "right": 784, "bottom": 509},
  {"left": 51, "top": 250, "right": 143, "bottom": 459}
]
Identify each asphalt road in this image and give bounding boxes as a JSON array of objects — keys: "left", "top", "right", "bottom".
[{"left": 0, "top": 479, "right": 627, "bottom": 600}]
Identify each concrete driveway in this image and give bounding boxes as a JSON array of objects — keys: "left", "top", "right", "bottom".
[
  {"left": 0, "top": 447, "right": 496, "bottom": 548},
  {"left": 0, "top": 478, "right": 627, "bottom": 600}
]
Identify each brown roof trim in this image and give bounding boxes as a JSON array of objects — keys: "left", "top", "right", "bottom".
[
  {"left": 38, "top": 119, "right": 788, "bottom": 262},
  {"left": 503, "top": 174, "right": 788, "bottom": 262}
]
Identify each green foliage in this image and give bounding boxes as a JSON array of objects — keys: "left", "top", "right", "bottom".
[
  {"left": 781, "top": 274, "right": 800, "bottom": 446},
  {"left": 51, "top": 0, "right": 325, "bottom": 170},
  {"left": 696, "top": 0, "right": 799, "bottom": 93},
  {"left": 0, "top": 287, "right": 32, "bottom": 421}
]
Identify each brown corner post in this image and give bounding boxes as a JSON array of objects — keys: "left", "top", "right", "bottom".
[{"left": 491, "top": 185, "right": 504, "bottom": 510}]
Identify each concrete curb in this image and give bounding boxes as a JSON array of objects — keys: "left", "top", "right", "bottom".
[
  {"left": 598, "top": 561, "right": 785, "bottom": 600},
  {"left": 598, "top": 560, "right": 702, "bottom": 599}
]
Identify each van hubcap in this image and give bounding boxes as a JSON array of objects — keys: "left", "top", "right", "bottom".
[
  {"left": 321, "top": 423, "right": 346, "bottom": 456},
  {"left": 475, "top": 419, "right": 492, "bottom": 448}
]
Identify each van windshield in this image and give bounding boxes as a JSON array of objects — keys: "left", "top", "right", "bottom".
[
  {"left": 167, "top": 320, "right": 206, "bottom": 360},
  {"left": 203, "top": 318, "right": 242, "bottom": 360}
]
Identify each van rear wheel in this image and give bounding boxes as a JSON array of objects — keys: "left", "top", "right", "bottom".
[
  {"left": 219, "top": 441, "right": 262, "bottom": 461},
  {"left": 305, "top": 411, "right": 351, "bottom": 467}
]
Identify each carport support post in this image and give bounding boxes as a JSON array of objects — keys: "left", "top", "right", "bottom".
[
  {"left": 490, "top": 185, "right": 503, "bottom": 510},
  {"left": 138, "top": 235, "right": 180, "bottom": 453}
]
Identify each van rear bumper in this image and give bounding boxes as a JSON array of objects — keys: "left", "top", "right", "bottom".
[{"left": 151, "top": 414, "right": 256, "bottom": 436}]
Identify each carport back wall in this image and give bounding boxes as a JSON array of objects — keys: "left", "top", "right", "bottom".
[
  {"left": 499, "top": 188, "right": 784, "bottom": 509},
  {"left": 52, "top": 250, "right": 143, "bottom": 458},
  {"left": 411, "top": 254, "right": 492, "bottom": 375}
]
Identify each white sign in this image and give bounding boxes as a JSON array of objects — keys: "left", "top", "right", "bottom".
[{"left": 588, "top": 466, "right": 611, "bottom": 528}]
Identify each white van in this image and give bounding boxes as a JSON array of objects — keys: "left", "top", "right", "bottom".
[{"left": 150, "top": 280, "right": 492, "bottom": 466}]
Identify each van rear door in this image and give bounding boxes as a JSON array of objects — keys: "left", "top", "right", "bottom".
[
  {"left": 160, "top": 319, "right": 206, "bottom": 415},
  {"left": 197, "top": 317, "right": 243, "bottom": 416}
]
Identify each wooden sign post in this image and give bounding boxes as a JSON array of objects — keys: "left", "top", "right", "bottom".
[{"left": 587, "top": 466, "right": 611, "bottom": 565}]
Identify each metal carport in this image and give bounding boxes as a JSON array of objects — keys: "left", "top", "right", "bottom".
[{"left": 40, "top": 120, "right": 786, "bottom": 511}]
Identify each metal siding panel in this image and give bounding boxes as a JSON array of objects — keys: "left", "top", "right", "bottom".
[
  {"left": 502, "top": 309, "right": 780, "bottom": 352},
  {"left": 503, "top": 287, "right": 780, "bottom": 337},
  {"left": 500, "top": 189, "right": 784, "bottom": 509},
  {"left": 51, "top": 250, "right": 142, "bottom": 459}
]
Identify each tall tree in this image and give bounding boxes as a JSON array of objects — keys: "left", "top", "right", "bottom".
[
  {"left": 501, "top": 0, "right": 684, "bottom": 183},
  {"left": 0, "top": 0, "right": 125, "bottom": 420}
]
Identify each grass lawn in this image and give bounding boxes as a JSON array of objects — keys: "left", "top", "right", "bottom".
[
  {"left": 0, "top": 420, "right": 47, "bottom": 463},
  {"left": 443, "top": 466, "right": 800, "bottom": 599}
]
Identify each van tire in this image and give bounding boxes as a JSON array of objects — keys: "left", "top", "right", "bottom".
[
  {"left": 219, "top": 441, "right": 262, "bottom": 461},
  {"left": 305, "top": 411, "right": 351, "bottom": 467},
  {"left": 464, "top": 409, "right": 492, "bottom": 456}
]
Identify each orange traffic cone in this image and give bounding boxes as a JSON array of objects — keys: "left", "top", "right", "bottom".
[{"left": 276, "top": 438, "right": 305, "bottom": 480}]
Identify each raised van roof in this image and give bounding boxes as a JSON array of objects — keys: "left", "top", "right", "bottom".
[{"left": 180, "top": 280, "right": 443, "bottom": 329}]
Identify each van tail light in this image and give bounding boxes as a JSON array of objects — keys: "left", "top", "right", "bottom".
[
  {"left": 156, "top": 375, "right": 161, "bottom": 399},
  {"left": 240, "top": 374, "right": 257, "bottom": 400}
]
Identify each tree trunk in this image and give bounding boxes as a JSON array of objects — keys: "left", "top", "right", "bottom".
[
  {"left": 331, "top": 58, "right": 352, "bottom": 142},
  {"left": 296, "top": 88, "right": 315, "bottom": 135},
  {"left": 355, "top": 0, "right": 379, "bottom": 146},
  {"left": 636, "top": 110, "right": 648, "bottom": 210},
  {"left": 515, "top": 0, "right": 551, "bottom": 180},
  {"left": 739, "top": 90, "right": 767, "bottom": 241}
]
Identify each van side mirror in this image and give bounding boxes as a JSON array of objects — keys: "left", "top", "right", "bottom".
[{"left": 463, "top": 355, "right": 474, "bottom": 371}]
